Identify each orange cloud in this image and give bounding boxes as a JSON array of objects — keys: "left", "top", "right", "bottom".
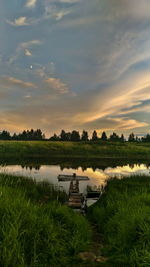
[
  {"left": 45, "top": 78, "right": 69, "bottom": 94},
  {"left": 2, "top": 77, "right": 37, "bottom": 88}
]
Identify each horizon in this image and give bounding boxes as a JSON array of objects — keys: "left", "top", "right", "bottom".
[
  {"left": 0, "top": 127, "right": 147, "bottom": 139},
  {"left": 1, "top": 0, "right": 150, "bottom": 135}
]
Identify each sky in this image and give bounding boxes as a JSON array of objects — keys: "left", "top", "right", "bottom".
[{"left": 1, "top": 0, "right": 150, "bottom": 137}]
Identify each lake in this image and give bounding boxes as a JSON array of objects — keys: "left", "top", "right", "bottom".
[{"left": 0, "top": 162, "right": 150, "bottom": 194}]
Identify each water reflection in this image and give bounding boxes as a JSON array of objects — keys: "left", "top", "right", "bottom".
[
  {"left": 21, "top": 165, "right": 41, "bottom": 171},
  {"left": 0, "top": 163, "right": 150, "bottom": 193},
  {"left": 17, "top": 162, "right": 150, "bottom": 172}
]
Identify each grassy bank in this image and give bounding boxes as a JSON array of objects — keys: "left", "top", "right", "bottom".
[
  {"left": 0, "top": 173, "right": 149, "bottom": 266},
  {"left": 88, "top": 175, "right": 150, "bottom": 267},
  {"left": 0, "top": 141, "right": 150, "bottom": 160},
  {"left": 0, "top": 174, "right": 91, "bottom": 267}
]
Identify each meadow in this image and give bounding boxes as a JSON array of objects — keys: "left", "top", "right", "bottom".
[
  {"left": 1, "top": 140, "right": 150, "bottom": 161},
  {"left": 88, "top": 175, "right": 150, "bottom": 267}
]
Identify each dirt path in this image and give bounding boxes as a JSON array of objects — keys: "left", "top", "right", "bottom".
[{"left": 78, "top": 223, "right": 108, "bottom": 266}]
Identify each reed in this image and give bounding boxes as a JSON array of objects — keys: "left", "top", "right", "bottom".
[
  {"left": 88, "top": 175, "right": 150, "bottom": 266},
  {"left": 0, "top": 173, "right": 91, "bottom": 266}
]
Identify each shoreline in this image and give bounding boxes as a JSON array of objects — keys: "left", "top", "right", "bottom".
[{"left": 0, "top": 141, "right": 150, "bottom": 161}]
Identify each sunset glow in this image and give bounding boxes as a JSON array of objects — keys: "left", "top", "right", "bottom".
[{"left": 1, "top": 0, "right": 150, "bottom": 136}]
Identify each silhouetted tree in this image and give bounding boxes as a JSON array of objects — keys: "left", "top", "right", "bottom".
[
  {"left": 59, "top": 130, "right": 72, "bottom": 141},
  {"left": 101, "top": 131, "right": 107, "bottom": 141},
  {"left": 16, "top": 129, "right": 45, "bottom": 141},
  {"left": 0, "top": 130, "right": 11, "bottom": 140},
  {"left": 109, "top": 132, "right": 120, "bottom": 141},
  {"left": 128, "top": 133, "right": 135, "bottom": 142},
  {"left": 30, "top": 129, "right": 34, "bottom": 140},
  {"left": 22, "top": 130, "right": 27, "bottom": 140},
  {"left": 35, "top": 129, "right": 45, "bottom": 140},
  {"left": 0, "top": 127, "right": 147, "bottom": 143},
  {"left": 65, "top": 132, "right": 71, "bottom": 141},
  {"left": 60, "top": 130, "right": 67, "bottom": 141},
  {"left": 92, "top": 130, "right": 98, "bottom": 141},
  {"left": 12, "top": 133, "right": 17, "bottom": 140},
  {"left": 135, "top": 136, "right": 140, "bottom": 142},
  {"left": 70, "top": 130, "right": 80, "bottom": 141},
  {"left": 50, "top": 133, "right": 60, "bottom": 141},
  {"left": 142, "top": 134, "right": 150, "bottom": 142},
  {"left": 81, "top": 130, "right": 89, "bottom": 141},
  {"left": 120, "top": 134, "right": 125, "bottom": 142}
]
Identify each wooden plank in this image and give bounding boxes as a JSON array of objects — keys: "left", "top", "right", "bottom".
[
  {"left": 69, "top": 193, "right": 82, "bottom": 198},
  {"left": 58, "top": 174, "right": 89, "bottom": 181},
  {"left": 58, "top": 173, "right": 88, "bottom": 211},
  {"left": 69, "top": 180, "right": 79, "bottom": 194},
  {"left": 68, "top": 202, "right": 82, "bottom": 208},
  {"left": 69, "top": 195, "right": 82, "bottom": 200}
]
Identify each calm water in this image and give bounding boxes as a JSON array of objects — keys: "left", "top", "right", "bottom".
[{"left": 0, "top": 163, "right": 150, "bottom": 194}]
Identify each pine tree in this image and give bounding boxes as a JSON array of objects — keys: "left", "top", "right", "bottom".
[
  {"left": 109, "top": 132, "right": 120, "bottom": 141},
  {"left": 81, "top": 130, "right": 89, "bottom": 141},
  {"left": 101, "top": 131, "right": 107, "bottom": 141},
  {"left": 60, "top": 130, "right": 67, "bottom": 141},
  {"left": 92, "top": 130, "right": 98, "bottom": 141},
  {"left": 128, "top": 133, "right": 135, "bottom": 142},
  {"left": 70, "top": 130, "right": 80, "bottom": 141},
  {"left": 120, "top": 134, "right": 125, "bottom": 142},
  {"left": 50, "top": 133, "right": 60, "bottom": 141}
]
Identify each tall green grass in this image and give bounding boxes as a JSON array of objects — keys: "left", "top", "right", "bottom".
[
  {"left": 1, "top": 140, "right": 150, "bottom": 160},
  {"left": 0, "top": 173, "right": 67, "bottom": 204},
  {"left": 0, "top": 174, "right": 91, "bottom": 266},
  {"left": 88, "top": 176, "right": 150, "bottom": 267}
]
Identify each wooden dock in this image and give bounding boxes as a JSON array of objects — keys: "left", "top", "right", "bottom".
[
  {"left": 68, "top": 180, "right": 83, "bottom": 209},
  {"left": 58, "top": 174, "right": 89, "bottom": 182},
  {"left": 58, "top": 173, "right": 88, "bottom": 211}
]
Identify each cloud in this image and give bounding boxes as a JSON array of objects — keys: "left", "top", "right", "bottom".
[
  {"left": 92, "top": 117, "right": 148, "bottom": 132},
  {"left": 114, "top": 118, "right": 148, "bottom": 130},
  {"left": 1, "top": 76, "right": 37, "bottom": 88},
  {"left": 24, "top": 49, "right": 32, "bottom": 56},
  {"left": 19, "top": 40, "right": 42, "bottom": 48},
  {"left": 111, "top": 0, "right": 150, "bottom": 20},
  {"left": 59, "top": 0, "right": 80, "bottom": 3},
  {"left": 25, "top": 0, "right": 37, "bottom": 8},
  {"left": 120, "top": 102, "right": 150, "bottom": 116},
  {"left": 43, "top": 4, "right": 72, "bottom": 22},
  {"left": 7, "top": 17, "right": 29, "bottom": 26},
  {"left": 45, "top": 78, "right": 69, "bottom": 94},
  {"left": 7, "top": 1, "right": 73, "bottom": 28},
  {"left": 24, "top": 94, "right": 32, "bottom": 99},
  {"left": 9, "top": 40, "right": 42, "bottom": 63},
  {"left": 69, "top": 70, "right": 150, "bottom": 133},
  {"left": 53, "top": 10, "right": 71, "bottom": 21},
  {"left": 2, "top": 0, "right": 150, "bottom": 135}
]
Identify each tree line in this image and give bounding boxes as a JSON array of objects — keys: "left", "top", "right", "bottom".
[{"left": 0, "top": 129, "right": 149, "bottom": 142}]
